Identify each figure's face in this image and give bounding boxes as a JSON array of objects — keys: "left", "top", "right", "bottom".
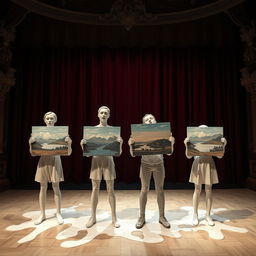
[
  {"left": 143, "top": 114, "right": 156, "bottom": 124},
  {"left": 44, "top": 113, "right": 56, "bottom": 126},
  {"left": 98, "top": 108, "right": 110, "bottom": 122}
]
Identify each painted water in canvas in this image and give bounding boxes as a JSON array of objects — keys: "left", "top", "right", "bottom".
[
  {"left": 131, "top": 122, "right": 172, "bottom": 156},
  {"left": 83, "top": 126, "right": 120, "bottom": 156},
  {"left": 187, "top": 127, "right": 224, "bottom": 157},
  {"left": 31, "top": 126, "right": 69, "bottom": 156}
]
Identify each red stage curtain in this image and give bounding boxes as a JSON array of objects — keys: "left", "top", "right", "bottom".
[{"left": 8, "top": 47, "right": 248, "bottom": 187}]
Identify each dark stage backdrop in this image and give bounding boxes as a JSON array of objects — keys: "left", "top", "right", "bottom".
[{"left": 7, "top": 47, "right": 248, "bottom": 187}]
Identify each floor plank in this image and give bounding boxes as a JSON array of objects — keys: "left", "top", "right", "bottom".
[{"left": 0, "top": 189, "right": 255, "bottom": 256}]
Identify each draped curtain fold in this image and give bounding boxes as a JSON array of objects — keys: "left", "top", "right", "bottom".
[{"left": 8, "top": 47, "right": 248, "bottom": 187}]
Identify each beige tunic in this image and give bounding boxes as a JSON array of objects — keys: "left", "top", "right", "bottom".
[
  {"left": 90, "top": 156, "right": 116, "bottom": 180},
  {"left": 189, "top": 156, "right": 219, "bottom": 185},
  {"left": 35, "top": 156, "right": 64, "bottom": 183}
]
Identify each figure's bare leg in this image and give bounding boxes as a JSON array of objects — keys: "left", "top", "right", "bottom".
[
  {"left": 192, "top": 184, "right": 202, "bottom": 226},
  {"left": 153, "top": 168, "right": 170, "bottom": 228},
  {"left": 52, "top": 182, "right": 63, "bottom": 224},
  {"left": 136, "top": 166, "right": 151, "bottom": 229},
  {"left": 34, "top": 182, "right": 47, "bottom": 225},
  {"left": 205, "top": 184, "right": 214, "bottom": 226},
  {"left": 86, "top": 180, "right": 100, "bottom": 228},
  {"left": 106, "top": 180, "right": 120, "bottom": 228}
]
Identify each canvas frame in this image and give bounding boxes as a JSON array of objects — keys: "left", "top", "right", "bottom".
[
  {"left": 186, "top": 126, "right": 224, "bottom": 157},
  {"left": 131, "top": 122, "right": 172, "bottom": 156},
  {"left": 83, "top": 126, "right": 121, "bottom": 156},
  {"left": 31, "top": 126, "right": 69, "bottom": 156}
]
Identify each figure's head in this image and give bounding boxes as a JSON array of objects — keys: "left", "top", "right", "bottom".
[
  {"left": 142, "top": 114, "right": 157, "bottom": 124},
  {"left": 43, "top": 111, "right": 57, "bottom": 126},
  {"left": 98, "top": 106, "right": 110, "bottom": 122},
  {"left": 199, "top": 124, "right": 208, "bottom": 128}
]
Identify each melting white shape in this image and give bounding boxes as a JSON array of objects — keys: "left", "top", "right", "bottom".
[{"left": 5, "top": 205, "right": 249, "bottom": 247}]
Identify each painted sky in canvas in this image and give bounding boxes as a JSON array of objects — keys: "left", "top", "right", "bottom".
[
  {"left": 32, "top": 126, "right": 68, "bottom": 140},
  {"left": 131, "top": 122, "right": 171, "bottom": 142},
  {"left": 83, "top": 126, "right": 120, "bottom": 139},
  {"left": 187, "top": 127, "right": 223, "bottom": 138}
]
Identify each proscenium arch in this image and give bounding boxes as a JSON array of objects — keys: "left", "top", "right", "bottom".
[{"left": 11, "top": 0, "right": 245, "bottom": 26}]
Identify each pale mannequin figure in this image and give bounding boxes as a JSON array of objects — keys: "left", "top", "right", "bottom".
[
  {"left": 29, "top": 112, "right": 72, "bottom": 225},
  {"left": 128, "top": 114, "right": 175, "bottom": 229},
  {"left": 80, "top": 106, "right": 123, "bottom": 228},
  {"left": 184, "top": 124, "right": 227, "bottom": 226}
]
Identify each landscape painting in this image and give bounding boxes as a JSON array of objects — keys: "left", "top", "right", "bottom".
[
  {"left": 31, "top": 126, "right": 69, "bottom": 156},
  {"left": 131, "top": 122, "right": 172, "bottom": 156},
  {"left": 83, "top": 126, "right": 121, "bottom": 156},
  {"left": 187, "top": 126, "right": 224, "bottom": 157}
]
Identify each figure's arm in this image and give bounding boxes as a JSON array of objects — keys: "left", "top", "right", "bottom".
[
  {"left": 184, "top": 137, "right": 192, "bottom": 159},
  {"left": 128, "top": 137, "right": 135, "bottom": 157},
  {"left": 80, "top": 139, "right": 90, "bottom": 157},
  {"left": 117, "top": 136, "right": 123, "bottom": 156},
  {"left": 65, "top": 136, "right": 72, "bottom": 156},
  {"left": 28, "top": 136, "right": 36, "bottom": 156},
  {"left": 217, "top": 137, "right": 227, "bottom": 159},
  {"left": 167, "top": 133, "right": 175, "bottom": 156}
]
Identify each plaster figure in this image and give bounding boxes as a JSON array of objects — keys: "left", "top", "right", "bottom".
[
  {"left": 29, "top": 112, "right": 72, "bottom": 225},
  {"left": 128, "top": 114, "right": 175, "bottom": 229},
  {"left": 184, "top": 125, "right": 227, "bottom": 226},
  {"left": 80, "top": 106, "right": 123, "bottom": 228}
]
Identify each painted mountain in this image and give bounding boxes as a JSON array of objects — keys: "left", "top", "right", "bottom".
[
  {"left": 187, "top": 126, "right": 224, "bottom": 157},
  {"left": 31, "top": 126, "right": 69, "bottom": 156},
  {"left": 83, "top": 126, "right": 121, "bottom": 156},
  {"left": 131, "top": 122, "right": 172, "bottom": 156}
]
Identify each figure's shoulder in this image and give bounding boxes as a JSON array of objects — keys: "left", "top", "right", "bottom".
[{"left": 95, "top": 125, "right": 111, "bottom": 127}]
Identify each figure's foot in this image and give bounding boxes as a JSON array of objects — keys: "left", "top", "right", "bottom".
[
  {"left": 192, "top": 214, "right": 199, "bottom": 226},
  {"left": 112, "top": 219, "right": 120, "bottom": 228},
  {"left": 56, "top": 213, "right": 64, "bottom": 225},
  {"left": 159, "top": 216, "right": 170, "bottom": 228},
  {"left": 34, "top": 214, "right": 46, "bottom": 225},
  {"left": 206, "top": 216, "right": 215, "bottom": 226},
  {"left": 86, "top": 217, "right": 96, "bottom": 228},
  {"left": 135, "top": 217, "right": 145, "bottom": 229}
]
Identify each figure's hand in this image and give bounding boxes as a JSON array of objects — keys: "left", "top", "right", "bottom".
[
  {"left": 169, "top": 136, "right": 175, "bottom": 144},
  {"left": 167, "top": 135, "right": 175, "bottom": 156},
  {"left": 28, "top": 136, "right": 36, "bottom": 156},
  {"left": 128, "top": 137, "right": 134, "bottom": 145},
  {"left": 184, "top": 137, "right": 189, "bottom": 145},
  {"left": 128, "top": 137, "right": 135, "bottom": 157},
  {"left": 65, "top": 136, "right": 72, "bottom": 144},
  {"left": 184, "top": 137, "right": 192, "bottom": 159},
  {"left": 221, "top": 137, "right": 227, "bottom": 146},
  {"left": 216, "top": 137, "right": 227, "bottom": 159},
  {"left": 117, "top": 137, "right": 123, "bottom": 143},
  {"left": 80, "top": 139, "right": 87, "bottom": 146},
  {"left": 65, "top": 136, "right": 72, "bottom": 155},
  {"left": 29, "top": 137, "right": 36, "bottom": 144}
]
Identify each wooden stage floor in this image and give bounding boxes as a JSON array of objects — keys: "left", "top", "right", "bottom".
[{"left": 0, "top": 189, "right": 255, "bottom": 256}]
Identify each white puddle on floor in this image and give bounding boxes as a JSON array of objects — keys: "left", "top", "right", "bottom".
[{"left": 6, "top": 205, "right": 249, "bottom": 248}]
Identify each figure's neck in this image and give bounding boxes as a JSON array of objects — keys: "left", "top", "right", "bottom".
[{"left": 98, "top": 121, "right": 108, "bottom": 127}]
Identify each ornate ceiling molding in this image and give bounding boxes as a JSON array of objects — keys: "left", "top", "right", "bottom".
[{"left": 11, "top": 0, "right": 245, "bottom": 27}]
